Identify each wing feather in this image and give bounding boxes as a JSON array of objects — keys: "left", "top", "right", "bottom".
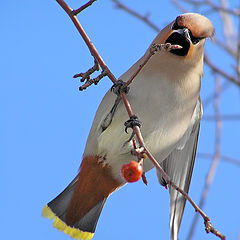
[{"left": 157, "top": 99, "right": 202, "bottom": 240}]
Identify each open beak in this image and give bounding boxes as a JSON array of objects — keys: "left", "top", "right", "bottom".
[{"left": 165, "top": 28, "right": 191, "bottom": 56}]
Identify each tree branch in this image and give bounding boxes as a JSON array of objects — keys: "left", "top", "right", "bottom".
[
  {"left": 213, "top": 38, "right": 237, "bottom": 58},
  {"left": 204, "top": 54, "right": 240, "bottom": 87},
  {"left": 202, "top": 114, "right": 240, "bottom": 121},
  {"left": 71, "top": 0, "right": 97, "bottom": 16},
  {"left": 197, "top": 153, "right": 240, "bottom": 167},
  {"left": 125, "top": 43, "right": 182, "bottom": 86},
  {"left": 56, "top": 0, "right": 117, "bottom": 84},
  {"left": 180, "top": 0, "right": 240, "bottom": 16},
  {"left": 111, "top": 0, "right": 160, "bottom": 32}
]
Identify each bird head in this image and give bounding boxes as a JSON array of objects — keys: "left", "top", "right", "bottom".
[{"left": 151, "top": 13, "right": 214, "bottom": 65}]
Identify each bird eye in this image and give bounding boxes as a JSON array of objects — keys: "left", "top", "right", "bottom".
[
  {"left": 190, "top": 35, "right": 202, "bottom": 45},
  {"left": 172, "top": 20, "right": 202, "bottom": 45},
  {"left": 192, "top": 39, "right": 199, "bottom": 44},
  {"left": 172, "top": 21, "right": 180, "bottom": 30}
]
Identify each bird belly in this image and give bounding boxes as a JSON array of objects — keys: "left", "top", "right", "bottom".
[{"left": 96, "top": 75, "right": 199, "bottom": 182}]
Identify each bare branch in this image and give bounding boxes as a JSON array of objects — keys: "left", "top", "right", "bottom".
[
  {"left": 56, "top": 0, "right": 117, "bottom": 84},
  {"left": 213, "top": 38, "right": 237, "bottom": 58},
  {"left": 203, "top": 81, "right": 230, "bottom": 107},
  {"left": 73, "top": 58, "right": 109, "bottom": 90},
  {"left": 238, "top": 15, "right": 240, "bottom": 81},
  {"left": 79, "top": 69, "right": 107, "bottom": 91},
  {"left": 197, "top": 153, "right": 240, "bottom": 167},
  {"left": 71, "top": 0, "right": 97, "bottom": 16},
  {"left": 180, "top": 0, "right": 240, "bottom": 16},
  {"left": 202, "top": 114, "right": 240, "bottom": 121},
  {"left": 219, "top": 0, "right": 236, "bottom": 49},
  {"left": 204, "top": 54, "right": 240, "bottom": 87},
  {"left": 205, "top": 221, "right": 226, "bottom": 240},
  {"left": 73, "top": 58, "right": 99, "bottom": 81},
  {"left": 171, "top": 0, "right": 188, "bottom": 12},
  {"left": 126, "top": 43, "right": 182, "bottom": 86},
  {"left": 111, "top": 0, "right": 160, "bottom": 32}
]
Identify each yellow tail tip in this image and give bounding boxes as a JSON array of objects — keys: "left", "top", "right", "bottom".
[
  {"left": 42, "top": 205, "right": 55, "bottom": 219},
  {"left": 42, "top": 205, "right": 94, "bottom": 240}
]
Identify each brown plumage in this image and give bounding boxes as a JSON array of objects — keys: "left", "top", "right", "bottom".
[
  {"left": 176, "top": 13, "right": 214, "bottom": 38},
  {"left": 65, "top": 156, "right": 122, "bottom": 225}
]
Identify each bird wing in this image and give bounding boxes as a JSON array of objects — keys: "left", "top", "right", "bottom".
[{"left": 156, "top": 98, "right": 202, "bottom": 240}]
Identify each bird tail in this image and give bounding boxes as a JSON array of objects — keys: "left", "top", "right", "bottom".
[{"left": 42, "top": 176, "right": 106, "bottom": 240}]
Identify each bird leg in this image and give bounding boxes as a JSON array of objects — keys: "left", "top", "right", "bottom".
[
  {"left": 111, "top": 79, "right": 130, "bottom": 96},
  {"left": 101, "top": 80, "right": 130, "bottom": 132},
  {"left": 100, "top": 96, "right": 121, "bottom": 132},
  {"left": 124, "top": 115, "right": 142, "bottom": 142},
  {"left": 124, "top": 115, "right": 142, "bottom": 133}
]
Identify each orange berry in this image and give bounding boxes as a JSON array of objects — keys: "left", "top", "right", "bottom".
[{"left": 121, "top": 161, "right": 143, "bottom": 182}]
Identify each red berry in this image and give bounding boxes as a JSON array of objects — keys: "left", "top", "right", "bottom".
[{"left": 121, "top": 161, "right": 143, "bottom": 182}]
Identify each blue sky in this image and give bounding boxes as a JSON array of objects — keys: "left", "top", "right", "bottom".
[{"left": 4, "top": 1, "right": 240, "bottom": 240}]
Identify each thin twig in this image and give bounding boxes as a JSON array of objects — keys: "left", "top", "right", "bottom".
[
  {"left": 71, "top": 0, "right": 97, "bottom": 16},
  {"left": 197, "top": 153, "right": 240, "bottom": 167},
  {"left": 171, "top": 0, "right": 188, "bottom": 13},
  {"left": 79, "top": 70, "right": 107, "bottom": 90},
  {"left": 56, "top": 0, "right": 117, "bottom": 84},
  {"left": 73, "top": 58, "right": 99, "bottom": 81},
  {"left": 219, "top": 0, "right": 236, "bottom": 49},
  {"left": 202, "top": 114, "right": 240, "bottom": 121},
  {"left": 203, "top": 81, "right": 230, "bottom": 107},
  {"left": 238, "top": 14, "right": 240, "bottom": 81},
  {"left": 111, "top": 0, "right": 160, "bottom": 32},
  {"left": 204, "top": 54, "right": 240, "bottom": 87},
  {"left": 126, "top": 43, "right": 182, "bottom": 86},
  {"left": 187, "top": 75, "right": 222, "bottom": 240},
  {"left": 181, "top": 0, "right": 240, "bottom": 16},
  {"left": 213, "top": 38, "right": 237, "bottom": 58}
]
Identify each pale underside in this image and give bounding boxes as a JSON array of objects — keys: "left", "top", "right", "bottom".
[{"left": 83, "top": 50, "right": 202, "bottom": 182}]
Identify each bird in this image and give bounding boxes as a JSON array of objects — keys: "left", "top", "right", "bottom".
[{"left": 42, "top": 13, "right": 214, "bottom": 240}]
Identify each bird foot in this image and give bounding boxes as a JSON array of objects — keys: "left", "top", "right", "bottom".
[
  {"left": 124, "top": 115, "right": 142, "bottom": 142},
  {"left": 124, "top": 115, "right": 142, "bottom": 134},
  {"left": 111, "top": 79, "right": 130, "bottom": 96}
]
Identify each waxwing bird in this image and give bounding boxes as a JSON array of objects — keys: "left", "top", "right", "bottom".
[{"left": 42, "top": 13, "right": 214, "bottom": 240}]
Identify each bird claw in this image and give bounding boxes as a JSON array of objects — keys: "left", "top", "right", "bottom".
[
  {"left": 124, "top": 115, "right": 142, "bottom": 134},
  {"left": 124, "top": 115, "right": 142, "bottom": 142},
  {"left": 159, "top": 176, "right": 169, "bottom": 189},
  {"left": 111, "top": 79, "right": 130, "bottom": 96}
]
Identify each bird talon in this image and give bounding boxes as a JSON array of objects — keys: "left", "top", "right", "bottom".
[
  {"left": 124, "top": 115, "right": 142, "bottom": 134},
  {"left": 111, "top": 79, "right": 130, "bottom": 96}
]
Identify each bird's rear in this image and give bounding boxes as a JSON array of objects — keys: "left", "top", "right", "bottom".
[{"left": 42, "top": 156, "right": 122, "bottom": 240}]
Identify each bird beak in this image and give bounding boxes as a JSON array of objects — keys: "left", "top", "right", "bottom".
[
  {"left": 151, "top": 13, "right": 215, "bottom": 58},
  {"left": 164, "top": 27, "right": 192, "bottom": 56}
]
